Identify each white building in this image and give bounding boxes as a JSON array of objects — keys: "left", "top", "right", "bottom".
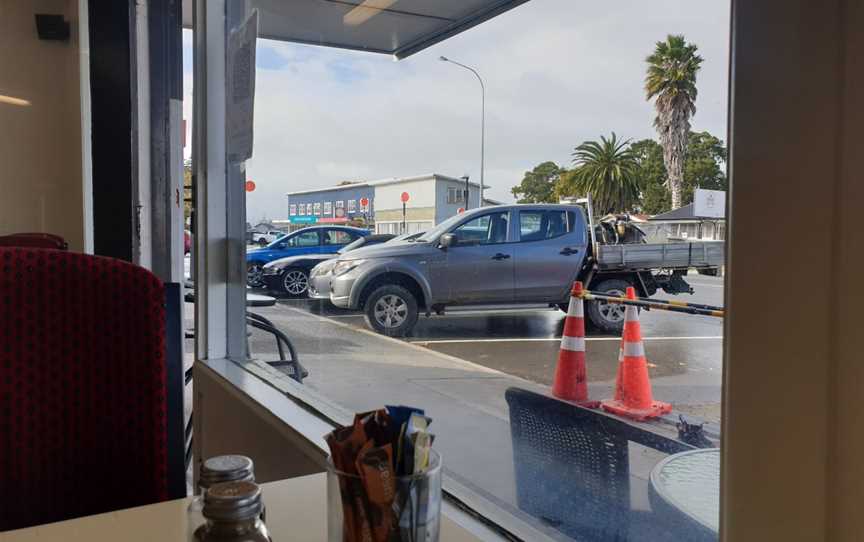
[
  {"left": 371, "top": 174, "right": 487, "bottom": 234},
  {"left": 286, "top": 174, "right": 498, "bottom": 235}
]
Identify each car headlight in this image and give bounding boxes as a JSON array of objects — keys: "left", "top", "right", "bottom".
[
  {"left": 333, "top": 259, "right": 366, "bottom": 277},
  {"left": 310, "top": 260, "right": 337, "bottom": 277},
  {"left": 262, "top": 265, "right": 282, "bottom": 275}
]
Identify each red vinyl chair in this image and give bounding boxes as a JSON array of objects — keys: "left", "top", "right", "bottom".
[
  {"left": 0, "top": 248, "right": 185, "bottom": 531},
  {"left": 0, "top": 232, "right": 68, "bottom": 250}
]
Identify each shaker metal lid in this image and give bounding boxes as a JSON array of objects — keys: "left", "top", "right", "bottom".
[
  {"left": 199, "top": 455, "right": 255, "bottom": 488},
  {"left": 203, "top": 480, "right": 263, "bottom": 522}
]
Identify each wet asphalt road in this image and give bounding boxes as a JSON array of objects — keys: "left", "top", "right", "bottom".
[{"left": 270, "top": 274, "right": 725, "bottom": 421}]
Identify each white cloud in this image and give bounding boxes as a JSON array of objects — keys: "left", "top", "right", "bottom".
[{"left": 183, "top": 0, "right": 730, "bottom": 223}]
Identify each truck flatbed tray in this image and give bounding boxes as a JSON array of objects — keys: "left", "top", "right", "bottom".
[{"left": 597, "top": 241, "right": 725, "bottom": 270}]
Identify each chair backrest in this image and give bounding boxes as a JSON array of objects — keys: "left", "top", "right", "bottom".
[
  {"left": 505, "top": 387, "right": 632, "bottom": 540},
  {"left": 0, "top": 248, "right": 180, "bottom": 531},
  {"left": 0, "top": 232, "right": 68, "bottom": 250}
]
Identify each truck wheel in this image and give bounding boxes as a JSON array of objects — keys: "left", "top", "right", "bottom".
[
  {"left": 586, "top": 278, "right": 631, "bottom": 333},
  {"left": 363, "top": 285, "right": 419, "bottom": 337}
]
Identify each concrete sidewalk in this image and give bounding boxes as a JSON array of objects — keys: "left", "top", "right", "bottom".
[{"left": 246, "top": 303, "right": 680, "bottom": 532}]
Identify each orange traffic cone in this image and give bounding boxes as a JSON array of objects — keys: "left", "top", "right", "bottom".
[
  {"left": 601, "top": 287, "right": 671, "bottom": 421},
  {"left": 552, "top": 281, "right": 599, "bottom": 407}
]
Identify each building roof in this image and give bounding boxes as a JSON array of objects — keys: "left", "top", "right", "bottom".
[
  {"left": 650, "top": 203, "right": 699, "bottom": 221},
  {"left": 286, "top": 174, "right": 480, "bottom": 196}
]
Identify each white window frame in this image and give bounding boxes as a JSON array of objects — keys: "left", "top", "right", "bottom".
[
  {"left": 347, "top": 199, "right": 356, "bottom": 213},
  {"left": 314, "top": 202, "right": 322, "bottom": 216},
  {"left": 323, "top": 201, "right": 332, "bottom": 216},
  {"left": 289, "top": 204, "right": 296, "bottom": 216}
]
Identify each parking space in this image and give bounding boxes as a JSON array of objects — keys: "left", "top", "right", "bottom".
[{"left": 265, "top": 274, "right": 725, "bottom": 423}]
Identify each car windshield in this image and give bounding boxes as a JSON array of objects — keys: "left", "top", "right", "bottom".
[
  {"left": 415, "top": 213, "right": 469, "bottom": 243},
  {"left": 338, "top": 237, "right": 367, "bottom": 254}
]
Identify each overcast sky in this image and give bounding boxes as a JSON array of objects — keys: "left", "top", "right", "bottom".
[{"left": 183, "top": 0, "right": 730, "bottom": 224}]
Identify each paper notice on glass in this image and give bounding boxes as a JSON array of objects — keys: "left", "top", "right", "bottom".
[{"left": 227, "top": 10, "right": 257, "bottom": 163}]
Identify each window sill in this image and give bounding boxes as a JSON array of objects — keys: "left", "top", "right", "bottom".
[{"left": 196, "top": 357, "right": 561, "bottom": 542}]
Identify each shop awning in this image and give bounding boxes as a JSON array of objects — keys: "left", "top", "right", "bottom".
[{"left": 183, "top": 0, "right": 531, "bottom": 59}]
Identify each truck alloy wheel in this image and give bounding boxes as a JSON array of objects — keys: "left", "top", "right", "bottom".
[
  {"left": 282, "top": 269, "right": 309, "bottom": 296},
  {"left": 585, "top": 278, "right": 631, "bottom": 333},
  {"left": 363, "top": 285, "right": 419, "bottom": 337}
]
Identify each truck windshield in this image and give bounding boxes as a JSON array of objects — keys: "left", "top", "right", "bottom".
[{"left": 415, "top": 213, "right": 470, "bottom": 243}]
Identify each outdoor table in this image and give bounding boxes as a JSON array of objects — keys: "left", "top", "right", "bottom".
[
  {"left": 649, "top": 447, "right": 720, "bottom": 540},
  {"left": 0, "top": 473, "right": 479, "bottom": 541},
  {"left": 183, "top": 287, "right": 276, "bottom": 308},
  {"left": 246, "top": 292, "right": 277, "bottom": 307}
]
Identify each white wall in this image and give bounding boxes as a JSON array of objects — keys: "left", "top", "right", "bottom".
[
  {"left": 374, "top": 177, "right": 438, "bottom": 211},
  {"left": 0, "top": 0, "right": 84, "bottom": 250},
  {"left": 723, "top": 0, "right": 864, "bottom": 539}
]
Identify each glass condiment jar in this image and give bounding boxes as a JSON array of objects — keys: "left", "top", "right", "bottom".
[
  {"left": 193, "top": 481, "right": 271, "bottom": 542},
  {"left": 188, "top": 455, "right": 255, "bottom": 540}
]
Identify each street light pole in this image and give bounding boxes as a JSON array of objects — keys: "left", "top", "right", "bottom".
[{"left": 440, "top": 56, "right": 485, "bottom": 207}]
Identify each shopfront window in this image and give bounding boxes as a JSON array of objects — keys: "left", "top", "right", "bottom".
[{"left": 194, "top": 1, "right": 730, "bottom": 539}]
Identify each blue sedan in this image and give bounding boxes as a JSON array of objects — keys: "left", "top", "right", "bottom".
[{"left": 246, "top": 226, "right": 369, "bottom": 287}]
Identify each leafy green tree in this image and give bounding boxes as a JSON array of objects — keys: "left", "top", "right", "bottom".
[
  {"left": 511, "top": 161, "right": 563, "bottom": 203},
  {"left": 645, "top": 35, "right": 703, "bottom": 209},
  {"left": 559, "top": 133, "right": 640, "bottom": 214},
  {"left": 631, "top": 131, "right": 727, "bottom": 214},
  {"left": 630, "top": 139, "right": 669, "bottom": 214}
]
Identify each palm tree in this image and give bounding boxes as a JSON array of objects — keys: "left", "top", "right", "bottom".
[
  {"left": 645, "top": 35, "right": 703, "bottom": 209},
  {"left": 562, "top": 133, "right": 640, "bottom": 214}
]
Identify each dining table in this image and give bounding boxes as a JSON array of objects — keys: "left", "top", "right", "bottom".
[
  {"left": 0, "top": 473, "right": 482, "bottom": 541},
  {"left": 649, "top": 447, "right": 720, "bottom": 541}
]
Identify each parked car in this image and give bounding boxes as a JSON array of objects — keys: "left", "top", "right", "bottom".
[
  {"left": 251, "top": 230, "right": 286, "bottom": 246},
  {"left": 263, "top": 233, "right": 395, "bottom": 296},
  {"left": 307, "top": 233, "right": 411, "bottom": 301},
  {"left": 328, "top": 204, "right": 724, "bottom": 336},
  {"left": 247, "top": 226, "right": 369, "bottom": 287}
]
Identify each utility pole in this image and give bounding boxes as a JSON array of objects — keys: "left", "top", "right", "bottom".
[{"left": 440, "top": 56, "right": 485, "bottom": 207}]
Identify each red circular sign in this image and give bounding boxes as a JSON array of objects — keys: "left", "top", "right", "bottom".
[
  {"left": 457, "top": 207, "right": 465, "bottom": 214},
  {"left": 401, "top": 192, "right": 410, "bottom": 203},
  {"left": 245, "top": 180, "right": 256, "bottom": 192},
  {"left": 360, "top": 197, "right": 369, "bottom": 207}
]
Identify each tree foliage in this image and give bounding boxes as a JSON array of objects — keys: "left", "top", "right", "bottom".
[
  {"left": 631, "top": 131, "right": 727, "bottom": 214},
  {"left": 558, "top": 133, "right": 640, "bottom": 214},
  {"left": 511, "top": 161, "right": 563, "bottom": 203},
  {"left": 645, "top": 34, "right": 703, "bottom": 209}
]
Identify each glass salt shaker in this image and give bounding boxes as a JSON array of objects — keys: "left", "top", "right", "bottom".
[
  {"left": 194, "top": 480, "right": 271, "bottom": 542},
  {"left": 188, "top": 455, "right": 255, "bottom": 540}
]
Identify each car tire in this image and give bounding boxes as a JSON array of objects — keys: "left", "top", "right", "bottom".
[
  {"left": 363, "top": 284, "right": 419, "bottom": 337},
  {"left": 281, "top": 268, "right": 309, "bottom": 297},
  {"left": 585, "top": 278, "right": 631, "bottom": 334},
  {"left": 257, "top": 238, "right": 268, "bottom": 247},
  {"left": 247, "top": 262, "right": 265, "bottom": 288}
]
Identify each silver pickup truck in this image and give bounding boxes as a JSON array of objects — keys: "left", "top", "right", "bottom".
[{"left": 329, "top": 204, "right": 724, "bottom": 336}]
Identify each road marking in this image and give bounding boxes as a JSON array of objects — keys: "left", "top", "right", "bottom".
[{"left": 410, "top": 336, "right": 722, "bottom": 345}]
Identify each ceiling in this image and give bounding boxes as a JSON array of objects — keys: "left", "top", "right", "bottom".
[{"left": 182, "top": 0, "right": 531, "bottom": 59}]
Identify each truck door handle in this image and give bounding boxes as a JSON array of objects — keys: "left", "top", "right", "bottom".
[
  {"left": 491, "top": 253, "right": 511, "bottom": 261},
  {"left": 560, "top": 247, "right": 579, "bottom": 256}
]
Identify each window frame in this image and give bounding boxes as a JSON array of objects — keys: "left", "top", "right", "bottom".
[
  {"left": 449, "top": 210, "right": 512, "bottom": 246},
  {"left": 515, "top": 209, "right": 572, "bottom": 243},
  {"left": 289, "top": 204, "right": 296, "bottom": 216}
]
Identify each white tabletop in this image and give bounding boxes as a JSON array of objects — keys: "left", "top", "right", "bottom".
[
  {"left": 0, "top": 473, "right": 481, "bottom": 541},
  {"left": 649, "top": 448, "right": 720, "bottom": 533}
]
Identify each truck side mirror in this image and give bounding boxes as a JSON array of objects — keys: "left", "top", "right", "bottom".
[{"left": 439, "top": 233, "right": 456, "bottom": 249}]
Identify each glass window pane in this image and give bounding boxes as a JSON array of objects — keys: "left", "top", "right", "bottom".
[
  {"left": 453, "top": 212, "right": 509, "bottom": 245},
  {"left": 215, "top": 1, "right": 730, "bottom": 539},
  {"left": 288, "top": 230, "right": 319, "bottom": 247}
]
